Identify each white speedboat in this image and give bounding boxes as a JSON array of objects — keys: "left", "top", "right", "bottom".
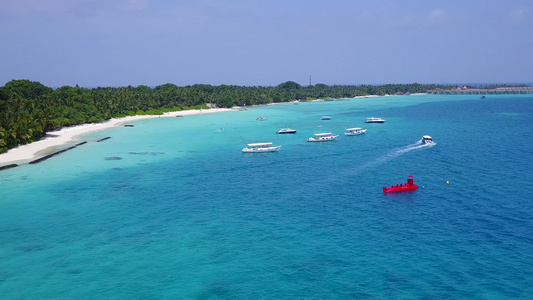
[
  {"left": 344, "top": 127, "right": 367, "bottom": 136},
  {"left": 365, "top": 117, "right": 386, "bottom": 123},
  {"left": 321, "top": 116, "right": 331, "bottom": 120},
  {"left": 242, "top": 142, "right": 281, "bottom": 153},
  {"left": 422, "top": 135, "right": 433, "bottom": 144},
  {"left": 277, "top": 128, "right": 297, "bottom": 134},
  {"left": 307, "top": 133, "right": 339, "bottom": 142}
]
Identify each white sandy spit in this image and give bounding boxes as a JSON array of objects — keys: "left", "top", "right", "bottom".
[{"left": 0, "top": 108, "right": 235, "bottom": 165}]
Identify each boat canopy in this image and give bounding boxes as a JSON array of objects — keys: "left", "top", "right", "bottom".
[
  {"left": 423, "top": 135, "right": 432, "bottom": 139},
  {"left": 314, "top": 133, "right": 332, "bottom": 136},
  {"left": 247, "top": 142, "right": 273, "bottom": 147},
  {"left": 346, "top": 127, "right": 362, "bottom": 131}
]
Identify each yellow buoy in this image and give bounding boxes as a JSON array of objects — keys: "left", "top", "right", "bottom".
[{"left": 446, "top": 181, "right": 449, "bottom": 185}]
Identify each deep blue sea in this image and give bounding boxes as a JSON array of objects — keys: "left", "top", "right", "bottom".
[{"left": 1, "top": 94, "right": 532, "bottom": 299}]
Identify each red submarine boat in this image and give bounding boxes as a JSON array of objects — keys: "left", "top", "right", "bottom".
[{"left": 383, "top": 175, "right": 418, "bottom": 193}]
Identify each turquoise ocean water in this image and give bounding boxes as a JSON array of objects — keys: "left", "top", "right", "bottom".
[{"left": 1, "top": 94, "right": 532, "bottom": 299}]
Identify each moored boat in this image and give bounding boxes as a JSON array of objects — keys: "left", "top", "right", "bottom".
[
  {"left": 344, "top": 127, "right": 367, "bottom": 136},
  {"left": 277, "top": 128, "right": 297, "bottom": 134},
  {"left": 321, "top": 116, "right": 331, "bottom": 120},
  {"left": 422, "top": 135, "right": 433, "bottom": 144},
  {"left": 242, "top": 142, "right": 281, "bottom": 153},
  {"left": 365, "top": 117, "right": 386, "bottom": 123},
  {"left": 383, "top": 175, "right": 418, "bottom": 193},
  {"left": 307, "top": 133, "right": 338, "bottom": 142},
  {"left": 256, "top": 117, "right": 267, "bottom": 121}
]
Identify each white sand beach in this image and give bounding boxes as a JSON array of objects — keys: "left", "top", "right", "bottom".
[
  {"left": 0, "top": 94, "right": 409, "bottom": 166},
  {"left": 0, "top": 108, "right": 235, "bottom": 165}
]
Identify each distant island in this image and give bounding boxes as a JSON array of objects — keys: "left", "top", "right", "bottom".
[
  {"left": 0, "top": 80, "right": 530, "bottom": 154},
  {"left": 428, "top": 86, "right": 533, "bottom": 94}
]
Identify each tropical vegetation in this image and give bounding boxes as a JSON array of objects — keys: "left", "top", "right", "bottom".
[{"left": 0, "top": 80, "right": 454, "bottom": 154}]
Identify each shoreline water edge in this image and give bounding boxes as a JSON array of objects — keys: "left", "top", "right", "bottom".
[
  {"left": 0, "top": 108, "right": 236, "bottom": 166},
  {"left": 0, "top": 94, "right": 392, "bottom": 166}
]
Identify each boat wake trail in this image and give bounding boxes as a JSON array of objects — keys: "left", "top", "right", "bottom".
[
  {"left": 351, "top": 140, "right": 436, "bottom": 176},
  {"left": 384, "top": 140, "right": 435, "bottom": 160}
]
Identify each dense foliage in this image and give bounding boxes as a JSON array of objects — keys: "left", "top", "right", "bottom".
[{"left": 0, "top": 80, "right": 453, "bottom": 154}]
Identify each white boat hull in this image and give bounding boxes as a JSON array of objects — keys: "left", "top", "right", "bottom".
[
  {"left": 307, "top": 135, "right": 339, "bottom": 142},
  {"left": 344, "top": 129, "right": 367, "bottom": 136},
  {"left": 365, "top": 117, "right": 386, "bottom": 123},
  {"left": 242, "top": 146, "right": 281, "bottom": 153},
  {"left": 277, "top": 128, "right": 297, "bottom": 134},
  {"left": 422, "top": 135, "right": 433, "bottom": 144}
]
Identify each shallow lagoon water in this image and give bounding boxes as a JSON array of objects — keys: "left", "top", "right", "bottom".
[{"left": 1, "top": 94, "right": 532, "bottom": 299}]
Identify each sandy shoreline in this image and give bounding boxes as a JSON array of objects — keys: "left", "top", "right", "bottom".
[
  {"left": 0, "top": 108, "right": 235, "bottom": 165},
  {"left": 0, "top": 94, "right": 415, "bottom": 166}
]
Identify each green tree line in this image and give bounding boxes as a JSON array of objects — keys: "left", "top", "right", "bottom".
[{"left": 0, "top": 79, "right": 453, "bottom": 154}]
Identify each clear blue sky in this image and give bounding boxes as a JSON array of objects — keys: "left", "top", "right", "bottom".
[{"left": 1, "top": 0, "right": 532, "bottom": 88}]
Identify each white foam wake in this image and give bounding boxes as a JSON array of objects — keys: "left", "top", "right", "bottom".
[
  {"left": 351, "top": 140, "right": 436, "bottom": 176},
  {"left": 383, "top": 140, "right": 435, "bottom": 160}
]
